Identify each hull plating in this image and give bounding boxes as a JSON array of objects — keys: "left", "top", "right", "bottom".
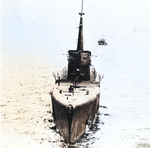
[{"left": 51, "top": 85, "right": 100, "bottom": 143}]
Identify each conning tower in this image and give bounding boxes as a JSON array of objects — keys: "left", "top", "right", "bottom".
[{"left": 67, "top": 0, "right": 91, "bottom": 82}]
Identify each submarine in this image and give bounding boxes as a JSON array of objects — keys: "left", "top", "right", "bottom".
[{"left": 50, "top": 0, "right": 103, "bottom": 143}]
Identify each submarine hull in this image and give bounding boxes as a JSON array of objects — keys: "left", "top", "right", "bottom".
[{"left": 51, "top": 83, "right": 100, "bottom": 143}]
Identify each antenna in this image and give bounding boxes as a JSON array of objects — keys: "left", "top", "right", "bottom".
[
  {"left": 81, "top": 0, "right": 83, "bottom": 13},
  {"left": 79, "top": 0, "right": 85, "bottom": 16},
  {"left": 77, "top": 0, "right": 84, "bottom": 51}
]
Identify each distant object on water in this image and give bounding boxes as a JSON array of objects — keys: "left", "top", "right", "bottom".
[{"left": 98, "top": 38, "right": 107, "bottom": 46}]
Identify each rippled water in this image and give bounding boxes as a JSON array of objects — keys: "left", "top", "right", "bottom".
[
  {"left": 49, "top": 32, "right": 150, "bottom": 148},
  {"left": 2, "top": 31, "right": 149, "bottom": 148}
]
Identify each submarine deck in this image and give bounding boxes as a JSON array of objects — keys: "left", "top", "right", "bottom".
[{"left": 51, "top": 81, "right": 100, "bottom": 107}]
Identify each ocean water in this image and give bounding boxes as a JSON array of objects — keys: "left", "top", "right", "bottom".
[
  {"left": 1, "top": 31, "right": 150, "bottom": 148},
  {"left": 48, "top": 31, "right": 150, "bottom": 147},
  {"left": 1, "top": 1, "right": 150, "bottom": 147}
]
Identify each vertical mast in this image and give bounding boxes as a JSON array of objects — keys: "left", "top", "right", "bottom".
[{"left": 77, "top": 0, "right": 84, "bottom": 51}]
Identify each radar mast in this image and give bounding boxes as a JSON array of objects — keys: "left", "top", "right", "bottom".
[{"left": 77, "top": 0, "right": 84, "bottom": 51}]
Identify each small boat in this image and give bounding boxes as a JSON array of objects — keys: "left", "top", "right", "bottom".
[
  {"left": 98, "top": 38, "right": 107, "bottom": 45},
  {"left": 50, "top": 0, "right": 103, "bottom": 143}
]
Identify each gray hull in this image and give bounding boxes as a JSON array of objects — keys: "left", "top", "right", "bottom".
[{"left": 51, "top": 82, "right": 100, "bottom": 143}]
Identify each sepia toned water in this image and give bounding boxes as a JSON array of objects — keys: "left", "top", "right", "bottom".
[
  {"left": 1, "top": 1, "right": 150, "bottom": 147},
  {"left": 1, "top": 31, "right": 150, "bottom": 148}
]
